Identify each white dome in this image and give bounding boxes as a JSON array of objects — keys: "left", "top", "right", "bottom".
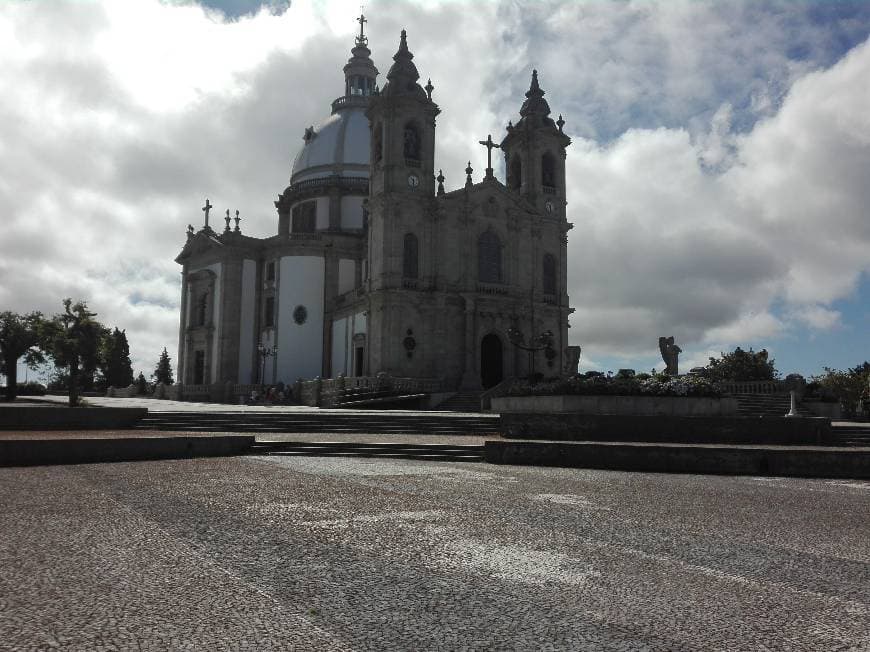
[{"left": 290, "top": 105, "right": 371, "bottom": 183}]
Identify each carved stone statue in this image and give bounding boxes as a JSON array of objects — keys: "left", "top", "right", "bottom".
[
  {"left": 566, "top": 345, "right": 581, "bottom": 375},
  {"left": 658, "top": 336, "right": 682, "bottom": 375}
]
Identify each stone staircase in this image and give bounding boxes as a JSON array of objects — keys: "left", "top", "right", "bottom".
[
  {"left": 733, "top": 393, "right": 812, "bottom": 417},
  {"left": 250, "top": 441, "right": 485, "bottom": 462},
  {"left": 331, "top": 386, "right": 428, "bottom": 409},
  {"left": 434, "top": 391, "right": 484, "bottom": 413},
  {"left": 829, "top": 424, "right": 870, "bottom": 447},
  {"left": 135, "top": 411, "right": 500, "bottom": 435}
]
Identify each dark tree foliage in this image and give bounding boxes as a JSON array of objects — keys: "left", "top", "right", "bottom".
[
  {"left": 705, "top": 347, "right": 779, "bottom": 382},
  {"left": 41, "top": 300, "right": 105, "bottom": 406},
  {"left": 0, "top": 311, "right": 45, "bottom": 401},
  {"left": 815, "top": 362, "right": 870, "bottom": 417},
  {"left": 152, "top": 347, "right": 174, "bottom": 386},
  {"left": 136, "top": 372, "right": 148, "bottom": 395},
  {"left": 103, "top": 327, "right": 134, "bottom": 389}
]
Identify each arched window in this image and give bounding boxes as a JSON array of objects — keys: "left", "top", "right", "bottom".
[
  {"left": 403, "top": 122, "right": 420, "bottom": 161},
  {"left": 542, "top": 152, "right": 556, "bottom": 189},
  {"left": 478, "top": 231, "right": 502, "bottom": 283},
  {"left": 508, "top": 155, "right": 522, "bottom": 191},
  {"left": 403, "top": 233, "right": 419, "bottom": 279},
  {"left": 543, "top": 253, "right": 557, "bottom": 295},
  {"left": 292, "top": 201, "right": 316, "bottom": 232},
  {"left": 373, "top": 122, "right": 383, "bottom": 163}
]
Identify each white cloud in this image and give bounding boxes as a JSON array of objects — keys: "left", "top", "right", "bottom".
[{"left": 1, "top": 0, "right": 868, "bottom": 377}]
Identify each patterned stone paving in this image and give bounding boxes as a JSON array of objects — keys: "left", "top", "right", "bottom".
[{"left": 1, "top": 457, "right": 868, "bottom": 651}]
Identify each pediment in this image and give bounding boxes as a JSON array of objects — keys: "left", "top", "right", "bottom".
[{"left": 175, "top": 229, "right": 225, "bottom": 264}]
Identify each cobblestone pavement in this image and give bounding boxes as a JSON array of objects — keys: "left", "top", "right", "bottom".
[{"left": 1, "top": 458, "right": 869, "bottom": 651}]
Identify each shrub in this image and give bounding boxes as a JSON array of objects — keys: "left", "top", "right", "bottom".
[
  {"left": 508, "top": 374, "right": 722, "bottom": 398},
  {"left": 16, "top": 382, "right": 46, "bottom": 396}
]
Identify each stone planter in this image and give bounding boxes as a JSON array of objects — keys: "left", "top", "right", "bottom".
[{"left": 491, "top": 394, "right": 738, "bottom": 417}]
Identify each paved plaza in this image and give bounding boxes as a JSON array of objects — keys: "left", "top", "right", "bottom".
[{"left": 1, "top": 456, "right": 869, "bottom": 651}]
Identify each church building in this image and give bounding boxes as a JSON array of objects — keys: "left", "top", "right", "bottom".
[{"left": 175, "top": 18, "right": 574, "bottom": 391}]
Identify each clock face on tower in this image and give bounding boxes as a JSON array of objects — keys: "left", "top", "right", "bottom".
[{"left": 407, "top": 174, "right": 420, "bottom": 188}]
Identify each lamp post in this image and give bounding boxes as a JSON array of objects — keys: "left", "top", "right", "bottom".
[
  {"left": 506, "top": 327, "right": 556, "bottom": 381},
  {"left": 258, "top": 342, "right": 278, "bottom": 388}
]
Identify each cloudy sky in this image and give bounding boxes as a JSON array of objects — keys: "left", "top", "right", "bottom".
[{"left": 2, "top": 0, "right": 869, "bottom": 381}]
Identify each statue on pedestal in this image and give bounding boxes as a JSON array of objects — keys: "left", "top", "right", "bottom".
[{"left": 659, "top": 336, "right": 682, "bottom": 376}]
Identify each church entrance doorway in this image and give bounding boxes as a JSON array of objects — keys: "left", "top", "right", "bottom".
[{"left": 480, "top": 333, "right": 503, "bottom": 389}]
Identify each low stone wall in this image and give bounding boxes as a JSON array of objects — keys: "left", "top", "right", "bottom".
[
  {"left": 0, "top": 406, "right": 147, "bottom": 430},
  {"left": 492, "top": 395, "right": 739, "bottom": 416},
  {"left": 499, "top": 413, "right": 832, "bottom": 446},
  {"left": 803, "top": 401, "right": 843, "bottom": 419},
  {"left": 0, "top": 435, "right": 254, "bottom": 467},
  {"left": 484, "top": 440, "right": 870, "bottom": 479}
]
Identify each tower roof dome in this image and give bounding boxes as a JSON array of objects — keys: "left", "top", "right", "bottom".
[{"left": 288, "top": 15, "right": 377, "bottom": 185}]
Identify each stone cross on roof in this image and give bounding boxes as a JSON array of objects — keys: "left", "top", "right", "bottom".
[
  {"left": 202, "top": 198, "right": 212, "bottom": 228},
  {"left": 356, "top": 11, "right": 367, "bottom": 46},
  {"left": 478, "top": 134, "right": 500, "bottom": 178}
]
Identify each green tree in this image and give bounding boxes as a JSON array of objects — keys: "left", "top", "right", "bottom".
[
  {"left": 152, "top": 347, "right": 174, "bottom": 385},
  {"left": 816, "top": 362, "right": 870, "bottom": 418},
  {"left": 41, "top": 300, "right": 105, "bottom": 407},
  {"left": 102, "top": 327, "right": 134, "bottom": 389},
  {"left": 136, "top": 371, "right": 148, "bottom": 395},
  {"left": 0, "top": 311, "right": 46, "bottom": 401},
  {"left": 705, "top": 347, "right": 779, "bottom": 382}
]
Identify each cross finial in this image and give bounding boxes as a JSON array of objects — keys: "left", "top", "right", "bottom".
[
  {"left": 224, "top": 209, "right": 231, "bottom": 233},
  {"left": 478, "top": 134, "right": 500, "bottom": 178},
  {"left": 202, "top": 198, "right": 212, "bottom": 228},
  {"left": 356, "top": 10, "right": 368, "bottom": 46},
  {"left": 234, "top": 210, "right": 241, "bottom": 233}
]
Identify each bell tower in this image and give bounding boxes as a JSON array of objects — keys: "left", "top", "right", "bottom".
[
  {"left": 366, "top": 30, "right": 440, "bottom": 198},
  {"left": 499, "top": 70, "right": 571, "bottom": 219}
]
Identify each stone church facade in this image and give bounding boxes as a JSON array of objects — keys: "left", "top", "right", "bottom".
[{"left": 175, "top": 21, "right": 574, "bottom": 391}]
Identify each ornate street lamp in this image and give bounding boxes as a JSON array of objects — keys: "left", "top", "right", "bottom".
[
  {"left": 506, "top": 327, "right": 556, "bottom": 381},
  {"left": 258, "top": 342, "right": 278, "bottom": 387}
]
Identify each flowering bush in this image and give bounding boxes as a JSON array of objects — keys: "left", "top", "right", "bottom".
[{"left": 508, "top": 373, "right": 722, "bottom": 398}]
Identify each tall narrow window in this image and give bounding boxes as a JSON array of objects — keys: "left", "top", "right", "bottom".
[
  {"left": 373, "top": 122, "right": 383, "bottom": 163},
  {"left": 403, "top": 122, "right": 420, "bottom": 160},
  {"left": 266, "top": 261, "right": 275, "bottom": 281},
  {"left": 193, "top": 350, "right": 205, "bottom": 384},
  {"left": 542, "top": 152, "right": 556, "bottom": 189},
  {"left": 196, "top": 293, "right": 207, "bottom": 326},
  {"left": 543, "top": 253, "right": 557, "bottom": 295},
  {"left": 291, "top": 201, "right": 316, "bottom": 232},
  {"left": 508, "top": 155, "right": 522, "bottom": 191},
  {"left": 264, "top": 296, "right": 275, "bottom": 327},
  {"left": 478, "top": 231, "right": 502, "bottom": 283},
  {"left": 403, "top": 233, "right": 419, "bottom": 279}
]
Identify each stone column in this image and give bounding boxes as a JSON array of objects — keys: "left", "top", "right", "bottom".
[{"left": 460, "top": 295, "right": 478, "bottom": 388}]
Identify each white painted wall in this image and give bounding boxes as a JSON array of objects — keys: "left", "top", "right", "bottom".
[
  {"left": 338, "top": 258, "right": 355, "bottom": 295},
  {"left": 189, "top": 262, "right": 222, "bottom": 382},
  {"left": 275, "top": 256, "right": 324, "bottom": 383},
  {"left": 315, "top": 196, "right": 329, "bottom": 230},
  {"left": 340, "top": 195, "right": 364, "bottom": 230},
  {"left": 331, "top": 316, "right": 348, "bottom": 377},
  {"left": 238, "top": 259, "right": 256, "bottom": 384}
]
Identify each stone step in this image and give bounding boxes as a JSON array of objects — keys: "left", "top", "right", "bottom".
[
  {"left": 135, "top": 412, "right": 499, "bottom": 434},
  {"left": 250, "top": 441, "right": 486, "bottom": 462}
]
